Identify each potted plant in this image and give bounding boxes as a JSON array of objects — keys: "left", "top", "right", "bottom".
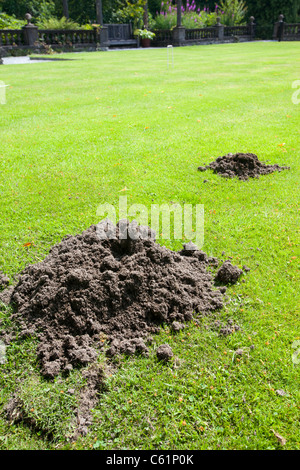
[{"left": 134, "top": 28, "right": 155, "bottom": 47}]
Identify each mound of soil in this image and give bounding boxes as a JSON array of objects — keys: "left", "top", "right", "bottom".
[
  {"left": 3, "top": 220, "right": 229, "bottom": 378},
  {"left": 198, "top": 153, "right": 290, "bottom": 180}
]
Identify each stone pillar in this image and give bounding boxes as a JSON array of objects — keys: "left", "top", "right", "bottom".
[
  {"left": 249, "top": 16, "right": 255, "bottom": 40},
  {"left": 22, "top": 13, "right": 39, "bottom": 46},
  {"left": 273, "top": 14, "right": 284, "bottom": 41},
  {"left": 215, "top": 16, "right": 224, "bottom": 41},
  {"left": 278, "top": 14, "right": 284, "bottom": 42},
  {"left": 172, "top": 0, "right": 185, "bottom": 46},
  {"left": 172, "top": 26, "right": 185, "bottom": 46},
  {"left": 99, "top": 26, "right": 109, "bottom": 50}
]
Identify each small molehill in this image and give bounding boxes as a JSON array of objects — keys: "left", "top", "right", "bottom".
[{"left": 198, "top": 153, "right": 290, "bottom": 180}]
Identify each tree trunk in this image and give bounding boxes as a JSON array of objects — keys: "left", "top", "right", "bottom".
[
  {"left": 62, "top": 0, "right": 69, "bottom": 19},
  {"left": 177, "top": 0, "right": 182, "bottom": 27},
  {"left": 96, "top": 0, "right": 103, "bottom": 25},
  {"left": 292, "top": 0, "right": 298, "bottom": 22},
  {"left": 143, "top": 1, "right": 149, "bottom": 29}
]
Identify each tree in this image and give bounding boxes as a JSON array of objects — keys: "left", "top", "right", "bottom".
[
  {"left": 244, "top": 0, "right": 299, "bottom": 23},
  {"left": 96, "top": 0, "right": 103, "bottom": 24},
  {"left": 143, "top": 0, "right": 148, "bottom": 28},
  {"left": 0, "top": 0, "right": 55, "bottom": 19},
  {"left": 62, "top": 0, "right": 69, "bottom": 18}
]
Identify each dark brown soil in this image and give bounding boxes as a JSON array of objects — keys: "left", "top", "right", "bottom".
[
  {"left": 198, "top": 153, "right": 290, "bottom": 180},
  {"left": 156, "top": 344, "right": 174, "bottom": 362},
  {"left": 3, "top": 220, "right": 229, "bottom": 378},
  {"left": 74, "top": 365, "right": 105, "bottom": 438},
  {"left": 215, "top": 261, "right": 243, "bottom": 284},
  {"left": 0, "top": 272, "right": 9, "bottom": 290}
]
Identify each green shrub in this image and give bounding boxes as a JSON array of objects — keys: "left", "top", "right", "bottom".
[
  {"left": 111, "top": 0, "right": 146, "bottom": 29},
  {"left": 153, "top": 1, "right": 217, "bottom": 30},
  {"left": 0, "top": 12, "right": 26, "bottom": 29},
  {"left": 36, "top": 16, "right": 81, "bottom": 30},
  {"left": 153, "top": 10, "right": 177, "bottom": 29},
  {"left": 80, "top": 23, "right": 95, "bottom": 30},
  {"left": 218, "top": 0, "right": 248, "bottom": 26}
]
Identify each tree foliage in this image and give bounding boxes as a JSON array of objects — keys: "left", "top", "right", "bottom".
[
  {"left": 111, "top": 0, "right": 146, "bottom": 27},
  {"left": 0, "top": 0, "right": 55, "bottom": 20},
  {"left": 243, "top": 0, "right": 299, "bottom": 24},
  {"left": 0, "top": 12, "right": 26, "bottom": 28},
  {"left": 0, "top": 0, "right": 298, "bottom": 26}
]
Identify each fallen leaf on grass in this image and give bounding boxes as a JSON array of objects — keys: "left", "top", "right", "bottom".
[
  {"left": 276, "top": 389, "right": 287, "bottom": 396},
  {"left": 23, "top": 242, "right": 34, "bottom": 247},
  {"left": 271, "top": 429, "right": 286, "bottom": 446}
]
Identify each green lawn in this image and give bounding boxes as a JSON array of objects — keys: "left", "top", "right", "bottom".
[{"left": 0, "top": 42, "right": 299, "bottom": 450}]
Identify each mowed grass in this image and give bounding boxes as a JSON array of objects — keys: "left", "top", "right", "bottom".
[{"left": 0, "top": 42, "right": 299, "bottom": 450}]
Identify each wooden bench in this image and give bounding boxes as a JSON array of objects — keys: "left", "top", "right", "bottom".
[
  {"left": 105, "top": 24, "right": 138, "bottom": 48},
  {"left": 108, "top": 38, "right": 138, "bottom": 48}
]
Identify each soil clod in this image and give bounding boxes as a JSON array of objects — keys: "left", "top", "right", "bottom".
[
  {"left": 215, "top": 261, "right": 243, "bottom": 284},
  {"left": 171, "top": 321, "right": 185, "bottom": 332},
  {"left": 0, "top": 272, "right": 9, "bottom": 290},
  {"left": 156, "top": 344, "right": 174, "bottom": 362}
]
